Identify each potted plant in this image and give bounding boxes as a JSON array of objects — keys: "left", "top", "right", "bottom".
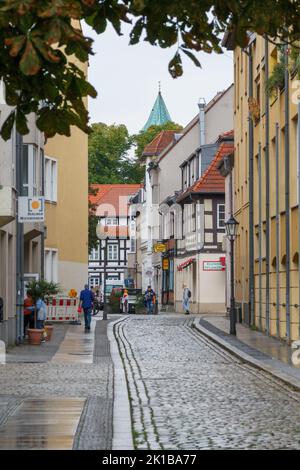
[
  {"left": 134, "top": 294, "right": 147, "bottom": 314},
  {"left": 26, "top": 280, "right": 60, "bottom": 345}
]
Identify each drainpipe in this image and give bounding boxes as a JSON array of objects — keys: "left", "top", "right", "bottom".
[
  {"left": 41, "top": 149, "right": 45, "bottom": 280},
  {"left": 284, "top": 45, "right": 291, "bottom": 342},
  {"left": 15, "top": 132, "right": 24, "bottom": 345},
  {"left": 275, "top": 123, "right": 280, "bottom": 337},
  {"left": 265, "top": 37, "right": 270, "bottom": 335},
  {"left": 258, "top": 142, "right": 262, "bottom": 330},
  {"left": 198, "top": 98, "right": 206, "bottom": 178},
  {"left": 248, "top": 45, "right": 255, "bottom": 327},
  {"left": 298, "top": 101, "right": 300, "bottom": 339}
]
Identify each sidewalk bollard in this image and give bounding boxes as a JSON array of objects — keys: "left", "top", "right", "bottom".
[
  {"left": 0, "top": 340, "right": 6, "bottom": 364},
  {"left": 102, "top": 309, "right": 107, "bottom": 320}
]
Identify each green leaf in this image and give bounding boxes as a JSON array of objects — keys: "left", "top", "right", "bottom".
[
  {"left": 168, "top": 51, "right": 183, "bottom": 78},
  {"left": 181, "top": 48, "right": 202, "bottom": 68},
  {"left": 19, "top": 40, "right": 41, "bottom": 75},
  {"left": 16, "top": 110, "right": 29, "bottom": 135},
  {"left": 0, "top": 111, "right": 15, "bottom": 141},
  {"left": 5, "top": 35, "right": 26, "bottom": 57}
]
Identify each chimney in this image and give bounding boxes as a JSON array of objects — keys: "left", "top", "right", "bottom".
[{"left": 198, "top": 97, "right": 206, "bottom": 147}]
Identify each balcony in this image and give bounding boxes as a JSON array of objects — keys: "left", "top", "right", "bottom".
[
  {"left": 0, "top": 186, "right": 16, "bottom": 227},
  {"left": 24, "top": 222, "right": 44, "bottom": 241}
]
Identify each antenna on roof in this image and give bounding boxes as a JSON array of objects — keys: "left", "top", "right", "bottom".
[{"left": 158, "top": 81, "right": 161, "bottom": 93}]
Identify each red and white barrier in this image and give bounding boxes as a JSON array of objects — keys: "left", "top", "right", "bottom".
[{"left": 45, "top": 297, "right": 79, "bottom": 322}]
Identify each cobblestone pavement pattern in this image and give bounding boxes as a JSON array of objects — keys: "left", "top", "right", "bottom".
[{"left": 115, "top": 315, "right": 300, "bottom": 450}]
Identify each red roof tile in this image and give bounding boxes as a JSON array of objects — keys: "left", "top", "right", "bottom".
[
  {"left": 142, "top": 130, "right": 176, "bottom": 157},
  {"left": 89, "top": 184, "right": 142, "bottom": 216}
]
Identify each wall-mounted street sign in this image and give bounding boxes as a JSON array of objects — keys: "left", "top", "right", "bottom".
[
  {"left": 153, "top": 243, "right": 167, "bottom": 253},
  {"left": 18, "top": 197, "right": 44, "bottom": 223},
  {"left": 162, "top": 258, "right": 169, "bottom": 270},
  {"left": 203, "top": 261, "right": 225, "bottom": 271}
]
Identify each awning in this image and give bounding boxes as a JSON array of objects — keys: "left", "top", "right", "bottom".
[{"left": 177, "top": 257, "right": 196, "bottom": 272}]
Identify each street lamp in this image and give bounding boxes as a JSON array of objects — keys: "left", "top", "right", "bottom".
[
  {"left": 96, "top": 223, "right": 109, "bottom": 321},
  {"left": 225, "top": 215, "right": 239, "bottom": 335}
]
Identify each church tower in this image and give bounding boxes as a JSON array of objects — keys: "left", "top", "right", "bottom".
[{"left": 142, "top": 84, "right": 172, "bottom": 131}]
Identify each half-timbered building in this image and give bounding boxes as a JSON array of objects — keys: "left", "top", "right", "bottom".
[{"left": 88, "top": 184, "right": 142, "bottom": 290}]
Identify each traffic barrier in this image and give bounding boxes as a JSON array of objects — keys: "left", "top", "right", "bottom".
[{"left": 45, "top": 297, "right": 79, "bottom": 322}]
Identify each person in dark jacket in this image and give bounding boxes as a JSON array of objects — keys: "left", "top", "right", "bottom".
[
  {"left": 144, "top": 286, "right": 156, "bottom": 315},
  {"left": 79, "top": 284, "right": 94, "bottom": 331}
]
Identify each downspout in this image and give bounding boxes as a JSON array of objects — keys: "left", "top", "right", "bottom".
[
  {"left": 298, "top": 101, "right": 300, "bottom": 339},
  {"left": 248, "top": 44, "right": 255, "bottom": 327},
  {"left": 275, "top": 123, "right": 280, "bottom": 337},
  {"left": 284, "top": 45, "right": 291, "bottom": 342},
  {"left": 41, "top": 148, "right": 45, "bottom": 280},
  {"left": 15, "top": 132, "right": 24, "bottom": 345},
  {"left": 265, "top": 37, "right": 270, "bottom": 335},
  {"left": 258, "top": 142, "right": 262, "bottom": 330}
]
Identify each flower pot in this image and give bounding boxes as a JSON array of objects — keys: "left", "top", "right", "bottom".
[
  {"left": 44, "top": 325, "right": 54, "bottom": 341},
  {"left": 27, "top": 329, "right": 45, "bottom": 345}
]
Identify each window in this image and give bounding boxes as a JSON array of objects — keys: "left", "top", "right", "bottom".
[
  {"left": 45, "top": 248, "right": 58, "bottom": 283},
  {"left": 108, "top": 244, "right": 118, "bottom": 260},
  {"left": 89, "top": 245, "right": 99, "bottom": 261},
  {"left": 106, "top": 217, "right": 118, "bottom": 225},
  {"left": 22, "top": 144, "right": 41, "bottom": 197},
  {"left": 45, "top": 157, "right": 57, "bottom": 202},
  {"left": 89, "top": 277, "right": 100, "bottom": 288},
  {"left": 217, "top": 204, "right": 226, "bottom": 229}
]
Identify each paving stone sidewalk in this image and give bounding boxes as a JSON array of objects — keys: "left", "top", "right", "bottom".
[
  {"left": 0, "top": 316, "right": 117, "bottom": 450},
  {"left": 195, "top": 315, "right": 300, "bottom": 391}
]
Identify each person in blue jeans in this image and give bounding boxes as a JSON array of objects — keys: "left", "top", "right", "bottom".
[
  {"left": 79, "top": 284, "right": 94, "bottom": 331},
  {"left": 144, "top": 286, "right": 156, "bottom": 315}
]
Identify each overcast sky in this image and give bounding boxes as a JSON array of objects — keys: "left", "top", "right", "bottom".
[{"left": 83, "top": 23, "right": 233, "bottom": 134}]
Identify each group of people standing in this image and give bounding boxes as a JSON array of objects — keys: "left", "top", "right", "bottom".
[{"left": 23, "top": 291, "right": 47, "bottom": 338}]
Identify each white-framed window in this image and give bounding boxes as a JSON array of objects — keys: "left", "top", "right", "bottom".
[
  {"left": 22, "top": 144, "right": 39, "bottom": 197},
  {"left": 106, "top": 217, "right": 118, "bottom": 225},
  {"left": 217, "top": 204, "right": 226, "bottom": 229},
  {"left": 89, "top": 277, "right": 100, "bottom": 288},
  {"left": 108, "top": 244, "right": 118, "bottom": 260},
  {"left": 45, "top": 156, "right": 57, "bottom": 202},
  {"left": 89, "top": 245, "right": 100, "bottom": 261},
  {"left": 45, "top": 248, "right": 58, "bottom": 283}
]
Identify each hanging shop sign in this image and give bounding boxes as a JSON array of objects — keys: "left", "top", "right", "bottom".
[
  {"left": 153, "top": 243, "right": 167, "bottom": 253},
  {"left": 177, "top": 257, "right": 196, "bottom": 271},
  {"left": 18, "top": 197, "right": 44, "bottom": 222},
  {"left": 162, "top": 258, "right": 169, "bottom": 270},
  {"left": 203, "top": 260, "right": 225, "bottom": 271}
]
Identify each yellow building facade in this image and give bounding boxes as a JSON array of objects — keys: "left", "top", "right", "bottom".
[
  {"left": 44, "top": 60, "right": 88, "bottom": 295},
  {"left": 225, "top": 34, "right": 300, "bottom": 341}
]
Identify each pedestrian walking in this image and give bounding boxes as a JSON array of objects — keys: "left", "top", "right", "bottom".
[
  {"left": 182, "top": 283, "right": 191, "bottom": 315},
  {"left": 144, "top": 286, "right": 156, "bottom": 315},
  {"left": 79, "top": 284, "right": 95, "bottom": 331}
]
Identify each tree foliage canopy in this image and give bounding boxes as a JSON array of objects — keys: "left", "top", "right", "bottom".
[
  {"left": 1, "top": 0, "right": 299, "bottom": 140},
  {"left": 88, "top": 122, "right": 143, "bottom": 184}
]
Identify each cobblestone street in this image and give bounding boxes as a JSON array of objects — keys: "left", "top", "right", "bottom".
[{"left": 114, "top": 315, "right": 300, "bottom": 450}]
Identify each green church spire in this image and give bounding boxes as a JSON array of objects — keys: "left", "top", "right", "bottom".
[{"left": 142, "top": 86, "right": 172, "bottom": 131}]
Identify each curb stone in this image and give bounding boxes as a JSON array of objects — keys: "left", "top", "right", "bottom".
[{"left": 193, "top": 318, "right": 300, "bottom": 393}]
